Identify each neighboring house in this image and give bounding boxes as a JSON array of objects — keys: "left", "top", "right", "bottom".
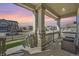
[
  {"left": 0, "top": 19, "right": 19, "bottom": 34},
  {"left": 28, "top": 26, "right": 33, "bottom": 30},
  {"left": 46, "top": 25, "right": 59, "bottom": 31}
]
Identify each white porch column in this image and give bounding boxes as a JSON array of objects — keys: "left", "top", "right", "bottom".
[
  {"left": 37, "top": 4, "right": 46, "bottom": 50},
  {"left": 33, "top": 9, "right": 38, "bottom": 47},
  {"left": 57, "top": 18, "right": 61, "bottom": 38},
  {"left": 75, "top": 8, "right": 79, "bottom": 46}
]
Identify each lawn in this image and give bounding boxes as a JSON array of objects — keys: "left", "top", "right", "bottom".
[{"left": 6, "top": 39, "right": 25, "bottom": 49}]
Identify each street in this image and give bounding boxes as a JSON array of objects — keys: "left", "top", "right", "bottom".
[{"left": 6, "top": 32, "right": 29, "bottom": 42}]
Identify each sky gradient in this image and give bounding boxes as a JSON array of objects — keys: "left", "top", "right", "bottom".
[{"left": 0, "top": 3, "right": 76, "bottom": 27}]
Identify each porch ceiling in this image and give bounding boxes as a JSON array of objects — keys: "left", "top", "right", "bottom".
[
  {"left": 46, "top": 3, "right": 79, "bottom": 18},
  {"left": 16, "top": 3, "right": 79, "bottom": 19}
]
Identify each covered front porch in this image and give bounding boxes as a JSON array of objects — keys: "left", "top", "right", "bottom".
[{"left": 1, "top": 3, "right": 79, "bottom": 56}]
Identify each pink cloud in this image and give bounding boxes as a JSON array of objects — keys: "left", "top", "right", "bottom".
[
  {"left": 0, "top": 14, "right": 33, "bottom": 24},
  {"left": 0, "top": 13, "right": 76, "bottom": 27}
]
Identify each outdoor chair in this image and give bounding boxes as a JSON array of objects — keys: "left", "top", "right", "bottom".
[{"left": 61, "top": 36, "right": 79, "bottom": 54}]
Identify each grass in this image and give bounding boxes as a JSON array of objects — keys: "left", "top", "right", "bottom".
[{"left": 6, "top": 39, "right": 25, "bottom": 49}]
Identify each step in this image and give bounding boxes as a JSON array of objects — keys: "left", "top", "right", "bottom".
[{"left": 21, "top": 47, "right": 42, "bottom": 54}]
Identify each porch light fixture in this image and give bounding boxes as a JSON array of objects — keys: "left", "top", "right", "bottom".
[{"left": 62, "top": 8, "right": 66, "bottom": 12}]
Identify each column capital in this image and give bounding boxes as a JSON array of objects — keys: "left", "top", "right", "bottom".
[
  {"left": 36, "top": 4, "right": 46, "bottom": 11},
  {"left": 77, "top": 7, "right": 79, "bottom": 15},
  {"left": 33, "top": 9, "right": 38, "bottom": 14},
  {"left": 55, "top": 18, "right": 61, "bottom": 21}
]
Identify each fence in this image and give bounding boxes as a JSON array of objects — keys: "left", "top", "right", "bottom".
[
  {"left": 44, "top": 31, "right": 59, "bottom": 50},
  {"left": 6, "top": 32, "right": 28, "bottom": 42},
  {"left": 6, "top": 31, "right": 60, "bottom": 49}
]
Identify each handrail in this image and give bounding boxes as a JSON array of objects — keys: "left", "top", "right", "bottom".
[
  {"left": 42, "top": 40, "right": 53, "bottom": 47},
  {"left": 24, "top": 31, "right": 59, "bottom": 47},
  {"left": 23, "top": 33, "right": 34, "bottom": 47}
]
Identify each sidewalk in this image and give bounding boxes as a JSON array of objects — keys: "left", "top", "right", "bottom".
[{"left": 6, "top": 45, "right": 24, "bottom": 55}]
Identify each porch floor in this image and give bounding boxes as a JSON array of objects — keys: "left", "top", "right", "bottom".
[{"left": 6, "top": 38, "right": 78, "bottom": 56}]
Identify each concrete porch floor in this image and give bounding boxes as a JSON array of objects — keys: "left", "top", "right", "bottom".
[{"left": 6, "top": 38, "right": 79, "bottom": 56}]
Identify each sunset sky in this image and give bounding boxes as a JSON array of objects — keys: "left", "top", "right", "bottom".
[{"left": 0, "top": 3, "right": 76, "bottom": 27}]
